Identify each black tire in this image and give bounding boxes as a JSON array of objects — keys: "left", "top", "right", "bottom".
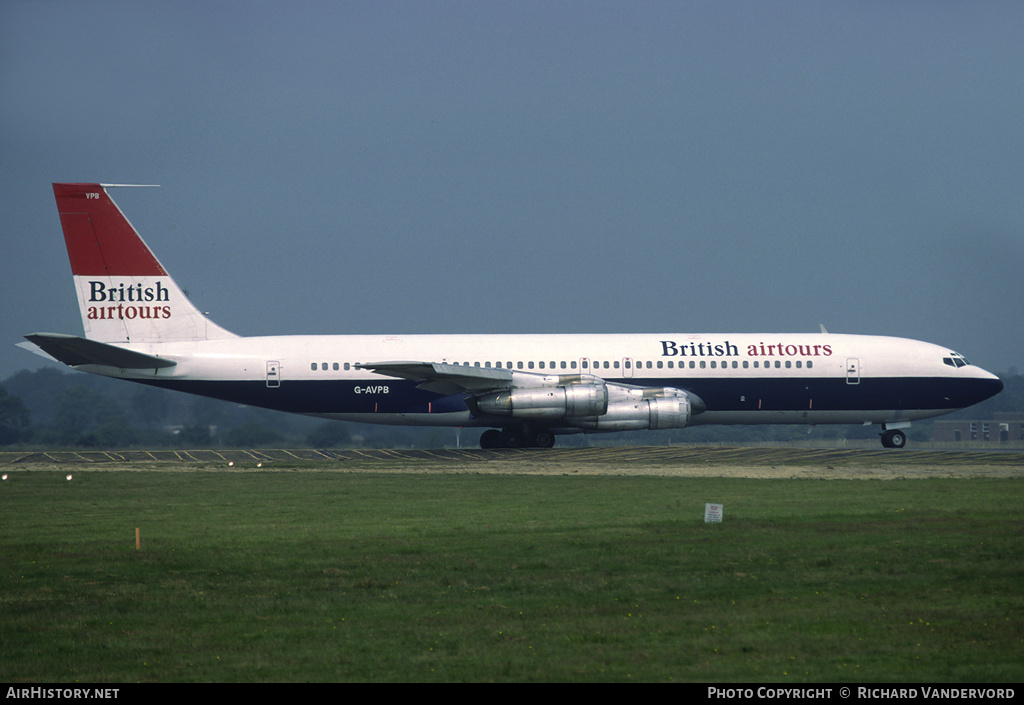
[
  {"left": 500, "top": 428, "right": 523, "bottom": 448},
  {"left": 532, "top": 430, "right": 556, "bottom": 448},
  {"left": 881, "top": 429, "right": 907, "bottom": 448},
  {"left": 480, "top": 429, "right": 502, "bottom": 449}
]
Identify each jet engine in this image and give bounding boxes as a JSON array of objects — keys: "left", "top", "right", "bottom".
[
  {"left": 568, "top": 392, "right": 696, "bottom": 431},
  {"left": 476, "top": 382, "right": 609, "bottom": 420}
]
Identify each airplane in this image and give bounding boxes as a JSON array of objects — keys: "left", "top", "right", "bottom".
[{"left": 20, "top": 183, "right": 1003, "bottom": 450}]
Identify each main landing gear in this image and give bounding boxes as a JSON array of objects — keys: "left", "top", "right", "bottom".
[
  {"left": 480, "top": 426, "right": 556, "bottom": 449},
  {"left": 880, "top": 427, "right": 908, "bottom": 449}
]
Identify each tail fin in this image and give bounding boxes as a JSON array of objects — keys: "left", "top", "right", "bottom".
[{"left": 53, "top": 183, "right": 237, "bottom": 343}]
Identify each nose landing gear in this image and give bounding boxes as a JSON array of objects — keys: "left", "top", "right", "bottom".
[{"left": 880, "top": 427, "right": 907, "bottom": 448}]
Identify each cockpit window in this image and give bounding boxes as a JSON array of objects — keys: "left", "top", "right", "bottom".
[{"left": 943, "top": 352, "right": 971, "bottom": 368}]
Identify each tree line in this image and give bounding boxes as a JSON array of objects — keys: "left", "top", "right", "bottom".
[{"left": 0, "top": 366, "right": 1021, "bottom": 449}]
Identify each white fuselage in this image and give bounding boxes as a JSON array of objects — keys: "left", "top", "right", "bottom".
[{"left": 84, "top": 332, "right": 1002, "bottom": 429}]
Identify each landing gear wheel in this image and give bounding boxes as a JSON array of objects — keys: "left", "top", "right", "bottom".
[
  {"left": 881, "top": 429, "right": 907, "bottom": 449},
  {"left": 480, "top": 427, "right": 556, "bottom": 449},
  {"left": 500, "top": 428, "right": 523, "bottom": 448},
  {"left": 531, "top": 430, "right": 556, "bottom": 448},
  {"left": 480, "top": 429, "right": 502, "bottom": 449}
]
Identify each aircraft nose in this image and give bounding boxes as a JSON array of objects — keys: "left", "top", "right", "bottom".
[
  {"left": 989, "top": 375, "right": 1004, "bottom": 398},
  {"left": 975, "top": 371, "right": 1004, "bottom": 404}
]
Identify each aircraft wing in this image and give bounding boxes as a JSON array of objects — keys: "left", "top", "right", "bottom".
[
  {"left": 22, "top": 333, "right": 177, "bottom": 370},
  {"left": 354, "top": 361, "right": 513, "bottom": 395}
]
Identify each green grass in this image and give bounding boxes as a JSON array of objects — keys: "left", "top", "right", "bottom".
[{"left": 1, "top": 469, "right": 1022, "bottom": 682}]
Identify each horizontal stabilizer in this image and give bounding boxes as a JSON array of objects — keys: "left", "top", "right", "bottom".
[{"left": 23, "top": 333, "right": 177, "bottom": 370}]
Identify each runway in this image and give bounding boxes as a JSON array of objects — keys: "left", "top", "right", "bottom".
[{"left": 2, "top": 445, "right": 1021, "bottom": 479}]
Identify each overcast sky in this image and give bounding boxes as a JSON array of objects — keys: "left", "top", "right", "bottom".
[{"left": 2, "top": 1, "right": 1022, "bottom": 379}]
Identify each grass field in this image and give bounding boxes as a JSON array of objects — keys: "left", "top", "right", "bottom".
[{"left": 1, "top": 459, "right": 1022, "bottom": 682}]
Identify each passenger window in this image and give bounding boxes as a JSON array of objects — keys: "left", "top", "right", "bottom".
[
  {"left": 333, "top": 362, "right": 339, "bottom": 371},
  {"left": 310, "top": 363, "right": 317, "bottom": 371},
  {"left": 807, "top": 361, "right": 813, "bottom": 369},
  {"left": 743, "top": 361, "right": 749, "bottom": 368},
  {"left": 700, "top": 361, "right": 706, "bottom": 369}
]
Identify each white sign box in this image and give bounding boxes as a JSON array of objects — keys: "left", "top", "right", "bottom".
[{"left": 704, "top": 503, "right": 723, "bottom": 523}]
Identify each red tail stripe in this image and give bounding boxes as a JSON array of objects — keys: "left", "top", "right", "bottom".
[{"left": 53, "top": 183, "right": 167, "bottom": 277}]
